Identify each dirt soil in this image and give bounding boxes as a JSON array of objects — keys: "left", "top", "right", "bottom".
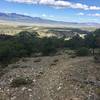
[{"left": 0, "top": 54, "right": 100, "bottom": 100}]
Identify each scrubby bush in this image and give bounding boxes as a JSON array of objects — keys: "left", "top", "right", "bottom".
[
  {"left": 75, "top": 47, "right": 90, "bottom": 56},
  {"left": 65, "top": 34, "right": 84, "bottom": 49},
  {"left": 0, "top": 29, "right": 100, "bottom": 64},
  {"left": 94, "top": 55, "right": 100, "bottom": 63},
  {"left": 0, "top": 31, "right": 40, "bottom": 63},
  {"left": 40, "top": 37, "right": 57, "bottom": 56},
  {"left": 41, "top": 45, "right": 57, "bottom": 56},
  {"left": 34, "top": 58, "right": 41, "bottom": 62},
  {"left": 0, "top": 40, "right": 27, "bottom": 62},
  {"left": 94, "top": 50, "right": 100, "bottom": 63},
  {"left": 11, "top": 77, "right": 33, "bottom": 87}
]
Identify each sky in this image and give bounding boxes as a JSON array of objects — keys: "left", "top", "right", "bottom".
[{"left": 0, "top": 0, "right": 100, "bottom": 23}]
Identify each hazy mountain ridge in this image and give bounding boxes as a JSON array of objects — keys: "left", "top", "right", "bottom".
[{"left": 0, "top": 12, "right": 100, "bottom": 27}]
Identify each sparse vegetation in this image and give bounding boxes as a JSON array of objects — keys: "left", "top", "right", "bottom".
[
  {"left": 0, "top": 27, "right": 99, "bottom": 100},
  {"left": 75, "top": 47, "right": 90, "bottom": 56},
  {"left": 34, "top": 58, "right": 41, "bottom": 62},
  {"left": 94, "top": 50, "right": 100, "bottom": 63},
  {"left": 0, "top": 3, "right": 100, "bottom": 99},
  {"left": 0, "top": 28, "right": 100, "bottom": 64},
  {"left": 53, "top": 59, "right": 59, "bottom": 63},
  {"left": 11, "top": 77, "right": 33, "bottom": 87}
]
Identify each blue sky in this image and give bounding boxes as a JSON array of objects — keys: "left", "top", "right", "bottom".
[{"left": 0, "top": 0, "right": 100, "bottom": 23}]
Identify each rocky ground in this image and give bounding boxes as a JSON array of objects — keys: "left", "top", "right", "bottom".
[{"left": 0, "top": 53, "right": 100, "bottom": 100}]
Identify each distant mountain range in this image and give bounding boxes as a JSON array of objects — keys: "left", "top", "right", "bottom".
[{"left": 0, "top": 12, "right": 100, "bottom": 27}]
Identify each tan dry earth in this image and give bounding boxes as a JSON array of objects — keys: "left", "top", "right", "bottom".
[{"left": 0, "top": 54, "right": 100, "bottom": 100}]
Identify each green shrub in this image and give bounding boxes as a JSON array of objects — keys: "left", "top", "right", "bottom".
[
  {"left": 94, "top": 56, "right": 100, "bottom": 63},
  {"left": 11, "top": 77, "right": 33, "bottom": 87},
  {"left": 41, "top": 37, "right": 57, "bottom": 56},
  {"left": 0, "top": 31, "right": 39, "bottom": 63},
  {"left": 34, "top": 58, "right": 41, "bottom": 62},
  {"left": 94, "top": 50, "right": 100, "bottom": 63},
  {"left": 42, "top": 45, "right": 57, "bottom": 56},
  {"left": 76, "top": 47, "right": 90, "bottom": 56}
]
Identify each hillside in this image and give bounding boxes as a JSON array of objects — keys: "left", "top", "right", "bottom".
[
  {"left": 0, "top": 52, "right": 100, "bottom": 100},
  {"left": 0, "top": 24, "right": 92, "bottom": 38},
  {"left": 0, "top": 1, "right": 100, "bottom": 100},
  {"left": 0, "top": 21, "right": 100, "bottom": 100}
]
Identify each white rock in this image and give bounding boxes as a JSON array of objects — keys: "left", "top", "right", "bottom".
[
  {"left": 22, "top": 87, "right": 27, "bottom": 91},
  {"left": 28, "top": 89, "right": 32, "bottom": 92},
  {"left": 7, "top": 89, "right": 10, "bottom": 92},
  {"left": 9, "top": 78, "right": 13, "bottom": 82},
  {"left": 29, "top": 94, "right": 32, "bottom": 97},
  {"left": 33, "top": 79, "right": 36, "bottom": 82},
  {"left": 57, "top": 86, "right": 62, "bottom": 91}
]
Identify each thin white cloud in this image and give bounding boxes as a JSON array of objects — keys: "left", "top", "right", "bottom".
[
  {"left": 78, "top": 12, "right": 100, "bottom": 17},
  {"left": 88, "top": 13, "right": 100, "bottom": 17},
  {"left": 6, "top": 0, "right": 100, "bottom": 10},
  {"left": 49, "top": 15, "right": 55, "bottom": 18},
  {"left": 42, "top": 14, "right": 47, "bottom": 17},
  {"left": 6, "top": 0, "right": 38, "bottom": 4},
  {"left": 42, "top": 14, "right": 55, "bottom": 19},
  {"left": 90, "top": 6, "right": 100, "bottom": 10},
  {"left": 77, "top": 12, "right": 84, "bottom": 16}
]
